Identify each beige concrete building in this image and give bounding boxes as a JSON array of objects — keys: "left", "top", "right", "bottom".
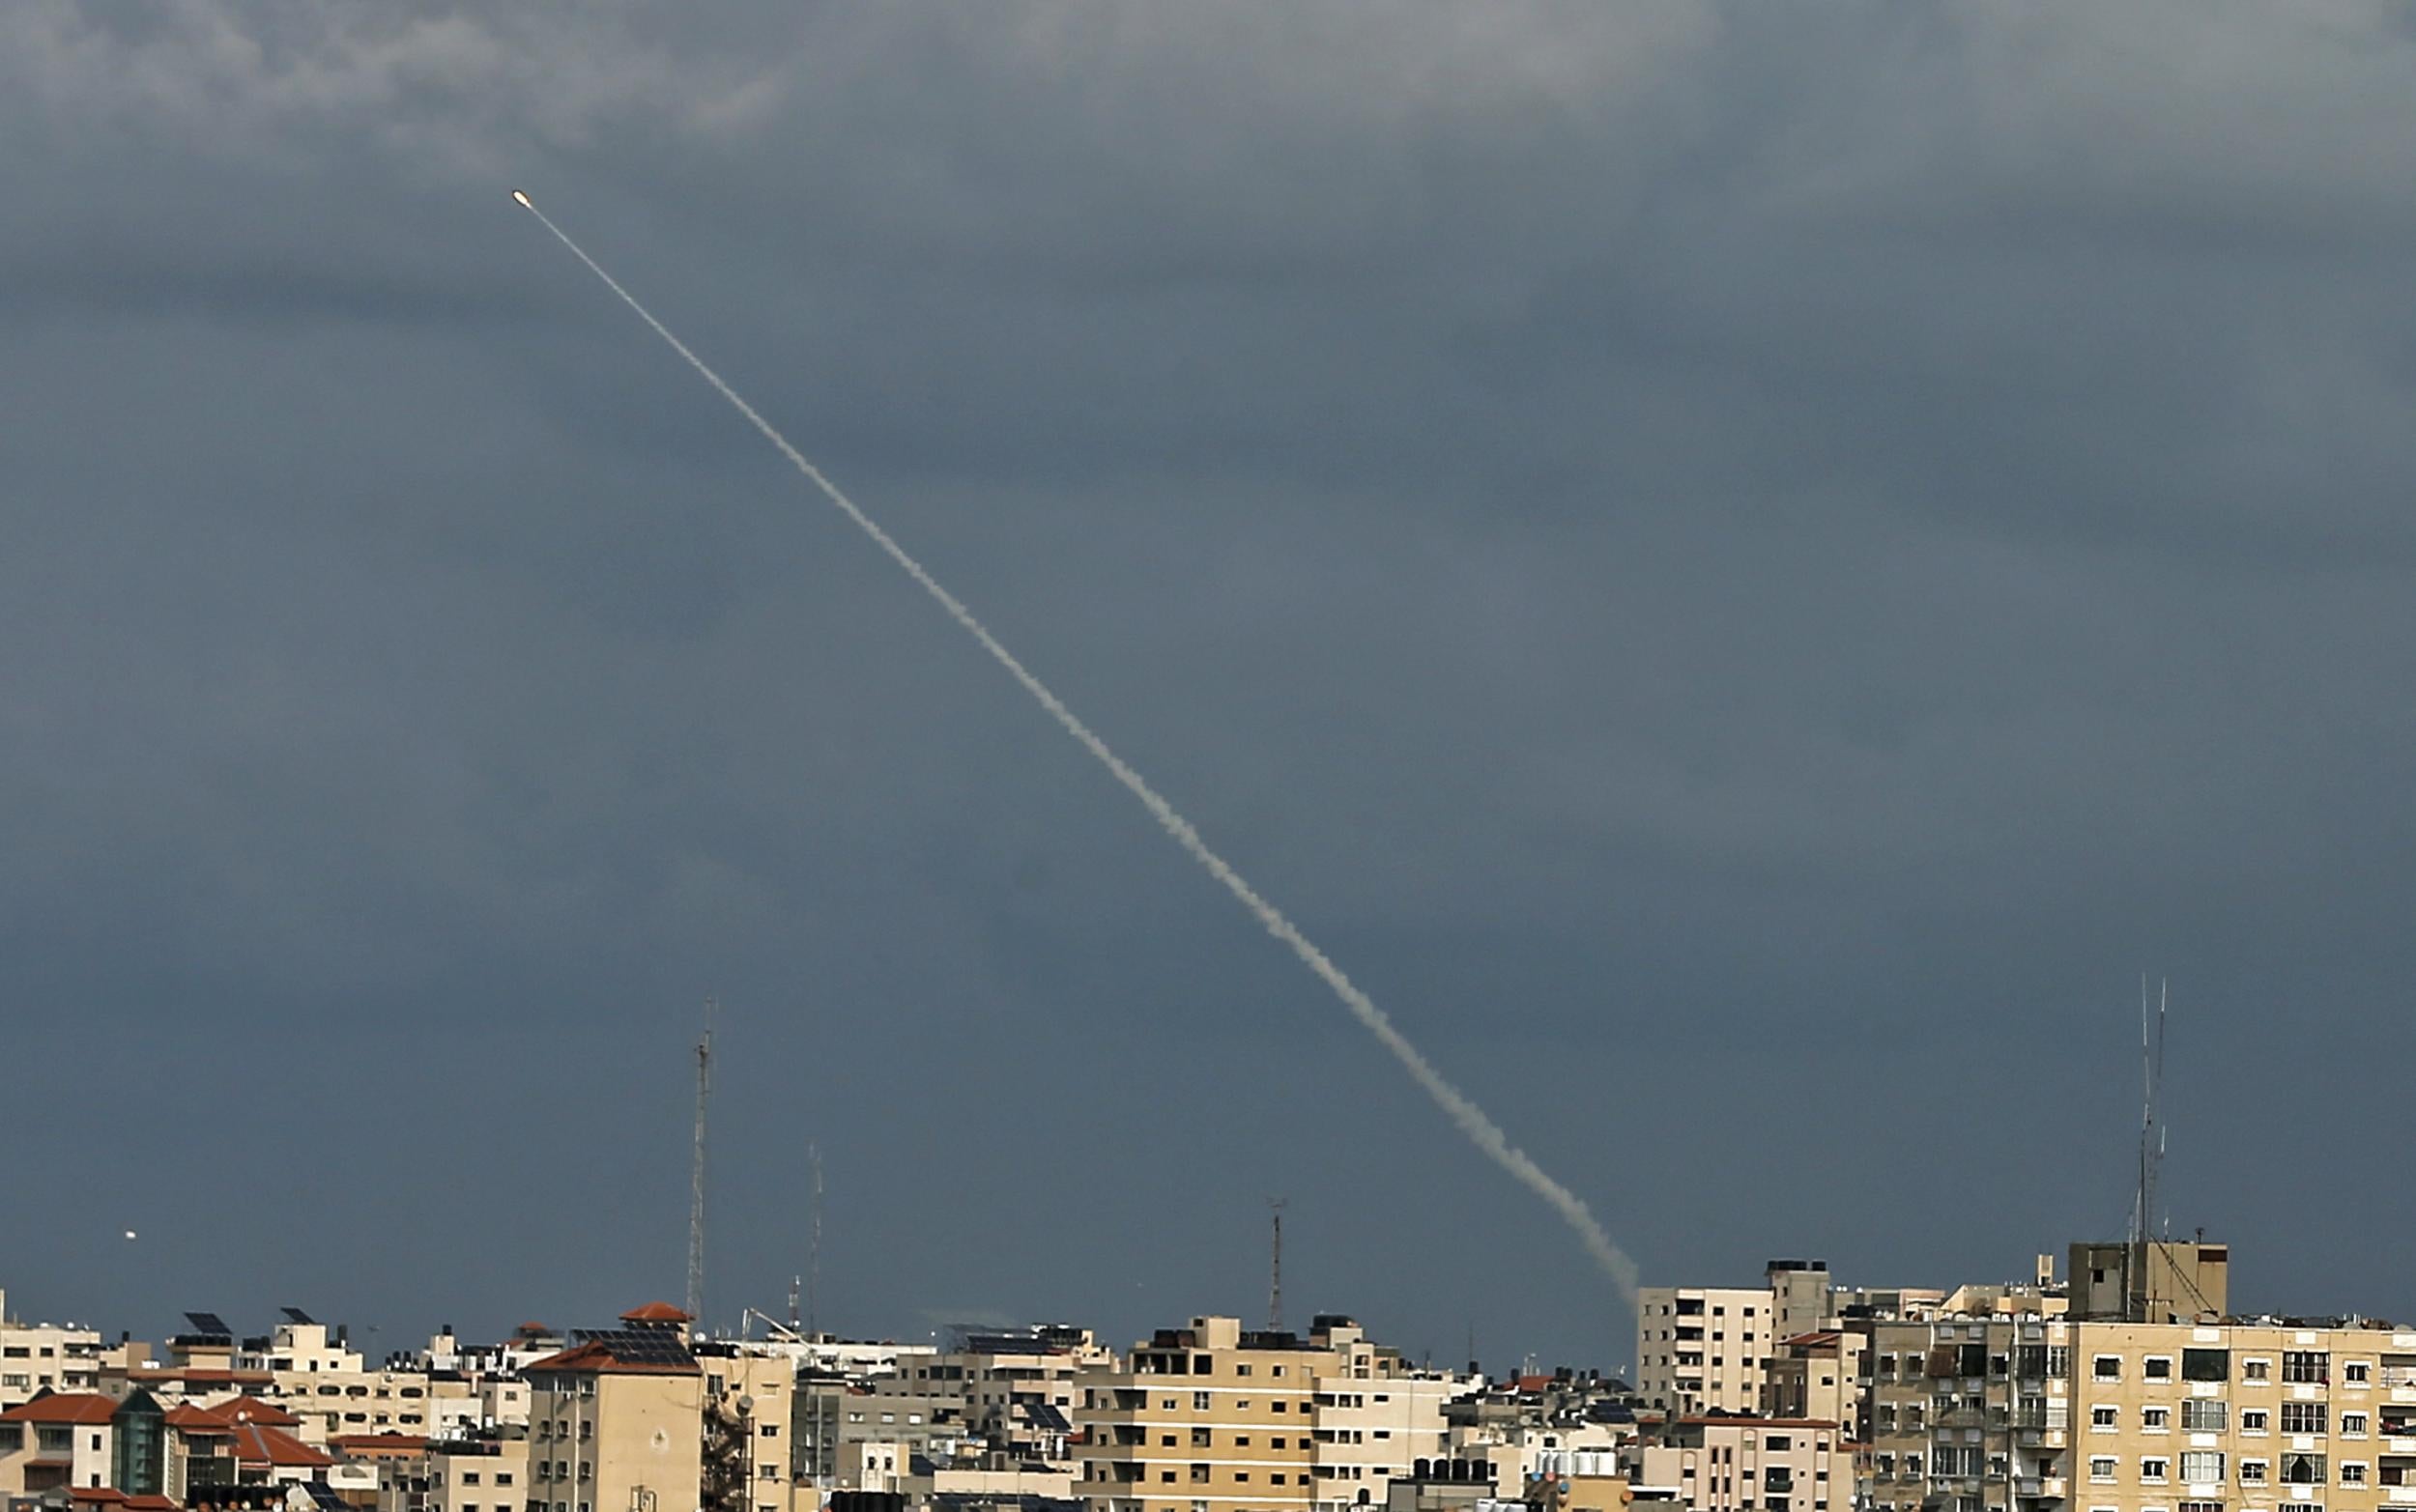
[
  {"left": 0, "top": 1291, "right": 104, "bottom": 1411},
  {"left": 2067, "top": 1243, "right": 2229, "bottom": 1327},
  {"left": 1623, "top": 1417, "right": 1842, "bottom": 1512},
  {"left": 1763, "top": 1333, "right": 1871, "bottom": 1442},
  {"left": 1076, "top": 1316, "right": 1328, "bottom": 1512},
  {"left": 790, "top": 1378, "right": 971, "bottom": 1492},
  {"left": 1303, "top": 1317, "right": 1467, "bottom": 1512},
  {"left": 695, "top": 1343, "right": 796, "bottom": 1512},
  {"left": 522, "top": 1307, "right": 706, "bottom": 1512},
  {"left": 1869, "top": 1311, "right": 2072, "bottom": 1512},
  {"left": 891, "top": 1327, "right": 1111, "bottom": 1459},
  {"left": 2063, "top": 1317, "right": 2416, "bottom": 1512},
  {"left": 1635, "top": 1264, "right": 1839, "bottom": 1415},
  {"left": 423, "top": 1434, "right": 530, "bottom": 1512},
  {"left": 0, "top": 1392, "right": 120, "bottom": 1495}
]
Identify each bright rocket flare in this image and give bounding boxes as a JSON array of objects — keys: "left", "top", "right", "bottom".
[{"left": 511, "top": 190, "right": 532, "bottom": 209}]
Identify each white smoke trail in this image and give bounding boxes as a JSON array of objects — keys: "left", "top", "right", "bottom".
[{"left": 516, "top": 196, "right": 1640, "bottom": 1303}]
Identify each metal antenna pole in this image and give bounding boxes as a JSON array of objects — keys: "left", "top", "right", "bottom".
[
  {"left": 689, "top": 998, "right": 716, "bottom": 1327},
  {"left": 1267, "top": 1198, "right": 1287, "bottom": 1332},
  {"left": 808, "top": 1143, "right": 823, "bottom": 1339}
]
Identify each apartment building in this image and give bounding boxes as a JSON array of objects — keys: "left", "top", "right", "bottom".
[
  {"left": 1635, "top": 1264, "right": 1838, "bottom": 1415},
  {"left": 0, "top": 1393, "right": 120, "bottom": 1495},
  {"left": 1623, "top": 1417, "right": 1841, "bottom": 1512},
  {"left": 695, "top": 1343, "right": 796, "bottom": 1512},
  {"left": 2064, "top": 1317, "right": 2416, "bottom": 1512},
  {"left": 521, "top": 1306, "right": 706, "bottom": 1512},
  {"left": 422, "top": 1435, "right": 530, "bottom": 1512},
  {"left": 892, "top": 1327, "right": 1111, "bottom": 1456},
  {"left": 1763, "top": 1334, "right": 1870, "bottom": 1441},
  {"left": 1865, "top": 1248, "right": 2416, "bottom": 1512},
  {"left": 0, "top": 1292, "right": 104, "bottom": 1411},
  {"left": 1307, "top": 1318, "right": 1464, "bottom": 1512},
  {"left": 1868, "top": 1311, "right": 2072, "bottom": 1512},
  {"left": 1076, "top": 1316, "right": 1328, "bottom": 1512},
  {"left": 791, "top": 1373, "right": 982, "bottom": 1494}
]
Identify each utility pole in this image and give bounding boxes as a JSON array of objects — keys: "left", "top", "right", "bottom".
[
  {"left": 689, "top": 998, "right": 716, "bottom": 1327},
  {"left": 1267, "top": 1197, "right": 1287, "bottom": 1332}
]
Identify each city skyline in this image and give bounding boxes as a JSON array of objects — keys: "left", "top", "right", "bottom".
[{"left": 9, "top": 4, "right": 2416, "bottom": 1364}]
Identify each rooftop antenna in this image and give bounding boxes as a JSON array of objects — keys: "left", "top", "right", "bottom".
[
  {"left": 807, "top": 1142, "right": 823, "bottom": 1339},
  {"left": 2129, "top": 976, "right": 2169, "bottom": 1277},
  {"left": 688, "top": 998, "right": 716, "bottom": 1328},
  {"left": 1266, "top": 1197, "right": 1287, "bottom": 1332}
]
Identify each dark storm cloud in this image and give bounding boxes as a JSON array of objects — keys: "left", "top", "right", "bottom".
[{"left": 5, "top": 1, "right": 2414, "bottom": 1358}]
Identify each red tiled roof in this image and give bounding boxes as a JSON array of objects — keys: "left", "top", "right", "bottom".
[
  {"left": 227, "top": 1421, "right": 331, "bottom": 1469},
  {"left": 2, "top": 1393, "right": 121, "bottom": 1425},
  {"left": 163, "top": 1403, "right": 233, "bottom": 1432},
  {"left": 522, "top": 1340, "right": 697, "bottom": 1378},
  {"left": 217, "top": 1399, "right": 301, "bottom": 1427},
  {"left": 618, "top": 1301, "right": 691, "bottom": 1324}
]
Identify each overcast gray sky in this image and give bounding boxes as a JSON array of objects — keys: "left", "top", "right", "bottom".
[{"left": 6, "top": 3, "right": 2414, "bottom": 1367}]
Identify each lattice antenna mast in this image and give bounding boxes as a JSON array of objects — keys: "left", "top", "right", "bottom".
[
  {"left": 689, "top": 998, "right": 716, "bottom": 1327},
  {"left": 2129, "top": 976, "right": 2171, "bottom": 1256},
  {"left": 807, "top": 1142, "right": 823, "bottom": 1339},
  {"left": 1267, "top": 1198, "right": 1287, "bottom": 1332}
]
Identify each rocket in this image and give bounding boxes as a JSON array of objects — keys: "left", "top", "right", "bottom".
[{"left": 511, "top": 190, "right": 532, "bottom": 209}]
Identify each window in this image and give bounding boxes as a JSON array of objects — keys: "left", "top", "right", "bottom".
[
  {"left": 2241, "top": 1410, "right": 2269, "bottom": 1435},
  {"left": 2340, "top": 1463, "right": 2368, "bottom": 1487},
  {"left": 2050, "top": 1346, "right": 2072, "bottom": 1379},
  {"left": 1193, "top": 1391, "right": 1210, "bottom": 1411},
  {"left": 2239, "top": 1460, "right": 2268, "bottom": 1486},
  {"left": 1236, "top": 1365, "right": 1251, "bottom": 1378},
  {"left": 2143, "top": 1458, "right": 2171, "bottom": 1483},
  {"left": 2147, "top": 1357, "right": 2175, "bottom": 1382},
  {"left": 2341, "top": 1412, "right": 2369, "bottom": 1437},
  {"left": 2091, "top": 1459, "right": 2118, "bottom": 1484},
  {"left": 2144, "top": 1407, "right": 2172, "bottom": 1432},
  {"left": 2345, "top": 1362, "right": 2372, "bottom": 1385},
  {"left": 2282, "top": 1404, "right": 2327, "bottom": 1436},
  {"left": 2284, "top": 1353, "right": 2329, "bottom": 1385},
  {"left": 2095, "top": 1357, "right": 2124, "bottom": 1382},
  {"left": 2179, "top": 1502, "right": 2224, "bottom": 1512},
  {"left": 2243, "top": 1359, "right": 2271, "bottom": 1383},
  {"left": 2280, "top": 1453, "right": 2326, "bottom": 1485},
  {"left": 463, "top": 1474, "right": 482, "bottom": 1486},
  {"left": 2182, "top": 1401, "right": 2227, "bottom": 1433},
  {"left": 2093, "top": 1406, "right": 2120, "bottom": 1432},
  {"left": 2180, "top": 1453, "right": 2225, "bottom": 1484},
  {"left": 2185, "top": 1350, "right": 2231, "bottom": 1383}
]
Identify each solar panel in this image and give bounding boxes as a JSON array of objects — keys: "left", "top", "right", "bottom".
[
  {"left": 569, "top": 1328, "right": 695, "bottom": 1366},
  {"left": 1019, "top": 1401, "right": 1071, "bottom": 1433},
  {"left": 280, "top": 1307, "right": 317, "bottom": 1327},
  {"left": 186, "top": 1312, "right": 232, "bottom": 1337}
]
